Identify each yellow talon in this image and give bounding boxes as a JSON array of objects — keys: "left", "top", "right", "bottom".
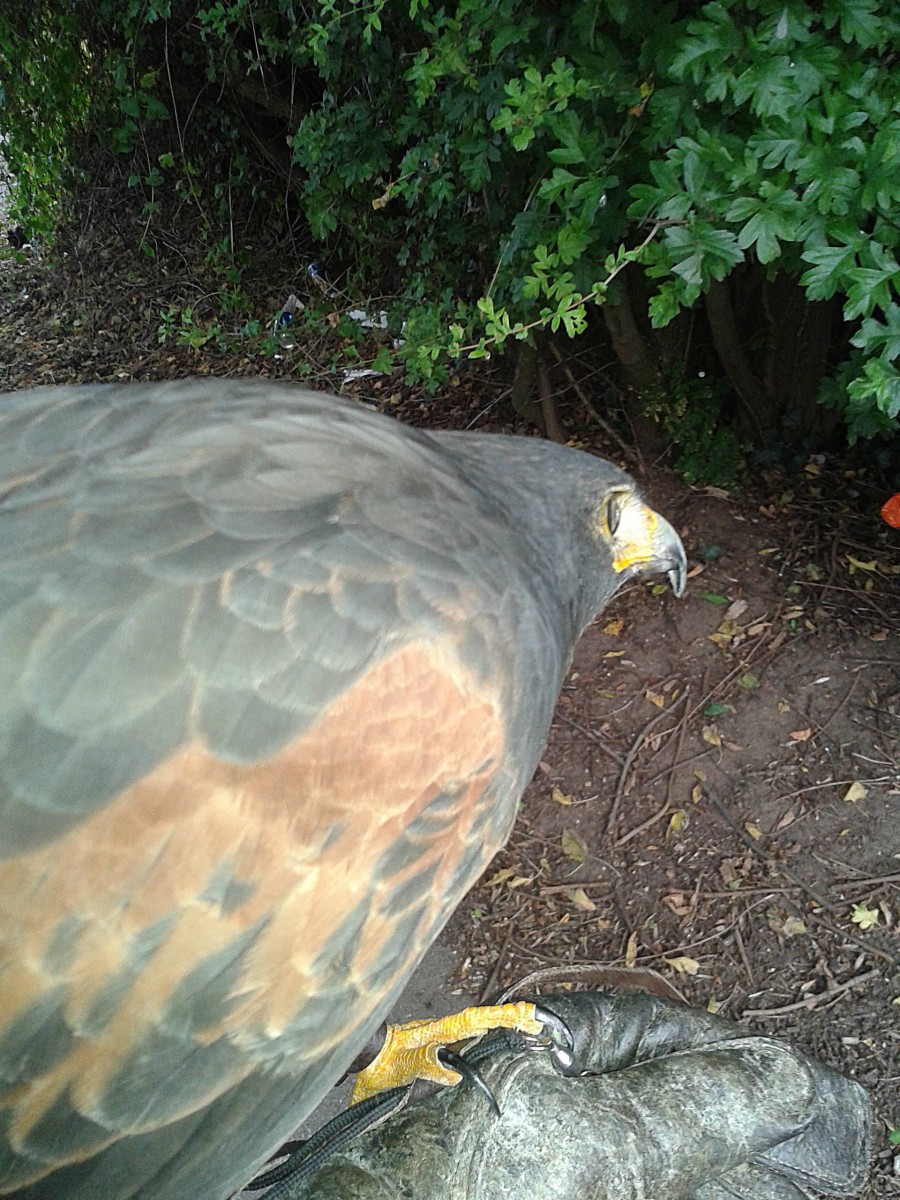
[{"left": 350, "top": 1001, "right": 543, "bottom": 1104}]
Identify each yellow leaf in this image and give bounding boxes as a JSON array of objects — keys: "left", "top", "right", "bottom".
[
  {"left": 758, "top": 547, "right": 779, "bottom": 555},
  {"left": 744, "top": 822, "right": 763, "bottom": 840},
  {"left": 561, "top": 829, "right": 587, "bottom": 866},
  {"left": 603, "top": 650, "right": 625, "bottom": 659},
  {"left": 485, "top": 867, "right": 514, "bottom": 888},
  {"left": 692, "top": 768, "right": 707, "bottom": 781},
  {"left": 777, "top": 700, "right": 790, "bottom": 713},
  {"left": 507, "top": 875, "right": 532, "bottom": 889},
  {"left": 625, "top": 931, "right": 638, "bottom": 968},
  {"left": 782, "top": 916, "right": 806, "bottom": 937},
  {"left": 706, "top": 998, "right": 721, "bottom": 1014},
  {"left": 789, "top": 728, "right": 812, "bottom": 742},
  {"left": 645, "top": 690, "right": 665, "bottom": 708},
  {"left": 569, "top": 887, "right": 596, "bottom": 912},
  {"left": 850, "top": 903, "right": 879, "bottom": 930},
  {"left": 846, "top": 554, "right": 877, "bottom": 572},
  {"left": 552, "top": 787, "right": 574, "bottom": 806},
  {"left": 691, "top": 783, "right": 703, "bottom": 803},
  {"left": 665, "top": 955, "right": 700, "bottom": 976},
  {"left": 669, "top": 809, "right": 688, "bottom": 834},
  {"left": 602, "top": 618, "right": 624, "bottom": 636},
  {"left": 708, "top": 631, "right": 733, "bottom": 646},
  {"left": 702, "top": 725, "right": 722, "bottom": 746},
  {"left": 843, "top": 781, "right": 867, "bottom": 803}
]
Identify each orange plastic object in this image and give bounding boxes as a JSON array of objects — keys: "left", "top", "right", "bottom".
[{"left": 881, "top": 493, "right": 900, "bottom": 528}]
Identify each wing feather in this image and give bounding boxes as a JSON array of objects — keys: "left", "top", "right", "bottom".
[{"left": 0, "top": 381, "right": 567, "bottom": 1198}]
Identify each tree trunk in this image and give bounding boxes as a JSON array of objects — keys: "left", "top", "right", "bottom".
[
  {"left": 601, "top": 281, "right": 667, "bottom": 461},
  {"left": 763, "top": 279, "right": 840, "bottom": 445},
  {"left": 704, "top": 277, "right": 777, "bottom": 444}
]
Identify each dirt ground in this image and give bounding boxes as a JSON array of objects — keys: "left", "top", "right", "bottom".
[{"left": 1, "top": 229, "right": 898, "bottom": 1195}]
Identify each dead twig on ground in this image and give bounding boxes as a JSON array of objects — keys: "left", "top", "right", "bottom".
[
  {"left": 606, "top": 694, "right": 689, "bottom": 837},
  {"left": 741, "top": 968, "right": 881, "bottom": 1019}
]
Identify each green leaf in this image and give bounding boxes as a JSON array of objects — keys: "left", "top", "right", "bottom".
[
  {"left": 800, "top": 244, "right": 860, "bottom": 300},
  {"left": 372, "top": 345, "right": 394, "bottom": 374},
  {"left": 702, "top": 593, "right": 729, "bottom": 604}
]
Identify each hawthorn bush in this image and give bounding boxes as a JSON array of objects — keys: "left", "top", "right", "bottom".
[{"left": 1, "top": 0, "right": 897, "bottom": 460}]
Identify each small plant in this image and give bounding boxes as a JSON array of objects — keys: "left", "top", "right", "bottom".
[{"left": 645, "top": 369, "right": 744, "bottom": 487}]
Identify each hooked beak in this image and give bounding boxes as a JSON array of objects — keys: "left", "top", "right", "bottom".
[
  {"left": 654, "top": 513, "right": 687, "bottom": 597},
  {"left": 611, "top": 503, "right": 687, "bottom": 597}
]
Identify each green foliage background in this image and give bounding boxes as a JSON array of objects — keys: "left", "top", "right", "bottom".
[{"left": 0, "top": 0, "right": 897, "bottom": 450}]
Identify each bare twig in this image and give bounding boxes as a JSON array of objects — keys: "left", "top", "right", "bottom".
[
  {"left": 605, "top": 695, "right": 688, "bottom": 837},
  {"left": 742, "top": 969, "right": 881, "bottom": 1019}
]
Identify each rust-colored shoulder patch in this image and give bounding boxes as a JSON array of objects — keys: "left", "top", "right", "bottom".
[{"left": 0, "top": 640, "right": 510, "bottom": 1188}]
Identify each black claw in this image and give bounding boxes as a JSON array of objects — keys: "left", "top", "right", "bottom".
[
  {"left": 437, "top": 1048, "right": 501, "bottom": 1118},
  {"left": 533, "top": 1004, "right": 574, "bottom": 1052}
]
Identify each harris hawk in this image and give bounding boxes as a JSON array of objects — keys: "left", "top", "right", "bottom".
[{"left": 0, "top": 380, "right": 686, "bottom": 1199}]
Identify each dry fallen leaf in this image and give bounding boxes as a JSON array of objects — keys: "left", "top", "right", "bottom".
[
  {"left": 669, "top": 809, "right": 688, "bottom": 835},
  {"left": 789, "top": 728, "right": 812, "bottom": 742},
  {"left": 552, "top": 787, "right": 574, "bottom": 806},
  {"left": 662, "top": 891, "right": 692, "bottom": 917},
  {"left": 843, "top": 781, "right": 867, "bottom": 803},
  {"left": 665, "top": 955, "right": 700, "bottom": 976},
  {"left": 782, "top": 916, "right": 807, "bottom": 937},
  {"left": 569, "top": 887, "right": 597, "bottom": 912},
  {"left": 724, "top": 599, "right": 748, "bottom": 621},
  {"left": 691, "top": 783, "right": 703, "bottom": 804},
  {"left": 702, "top": 725, "right": 722, "bottom": 747},
  {"left": 485, "top": 867, "right": 515, "bottom": 888},
  {"left": 625, "top": 931, "right": 638, "bottom": 968},
  {"left": 744, "top": 822, "right": 763, "bottom": 840},
  {"left": 719, "top": 859, "right": 739, "bottom": 886},
  {"left": 645, "top": 689, "right": 666, "bottom": 708},
  {"left": 773, "top": 809, "right": 796, "bottom": 832},
  {"left": 846, "top": 554, "right": 877, "bottom": 573},
  {"left": 602, "top": 618, "right": 624, "bottom": 636},
  {"left": 561, "top": 829, "right": 587, "bottom": 866}
]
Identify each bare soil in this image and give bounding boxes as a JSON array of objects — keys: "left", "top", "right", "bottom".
[{"left": 1, "top": 228, "right": 898, "bottom": 1196}]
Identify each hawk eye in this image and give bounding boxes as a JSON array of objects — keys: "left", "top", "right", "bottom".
[{"left": 607, "top": 494, "right": 622, "bottom": 537}]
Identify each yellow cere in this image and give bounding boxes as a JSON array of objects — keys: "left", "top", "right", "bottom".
[{"left": 610, "top": 496, "right": 660, "bottom": 573}]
